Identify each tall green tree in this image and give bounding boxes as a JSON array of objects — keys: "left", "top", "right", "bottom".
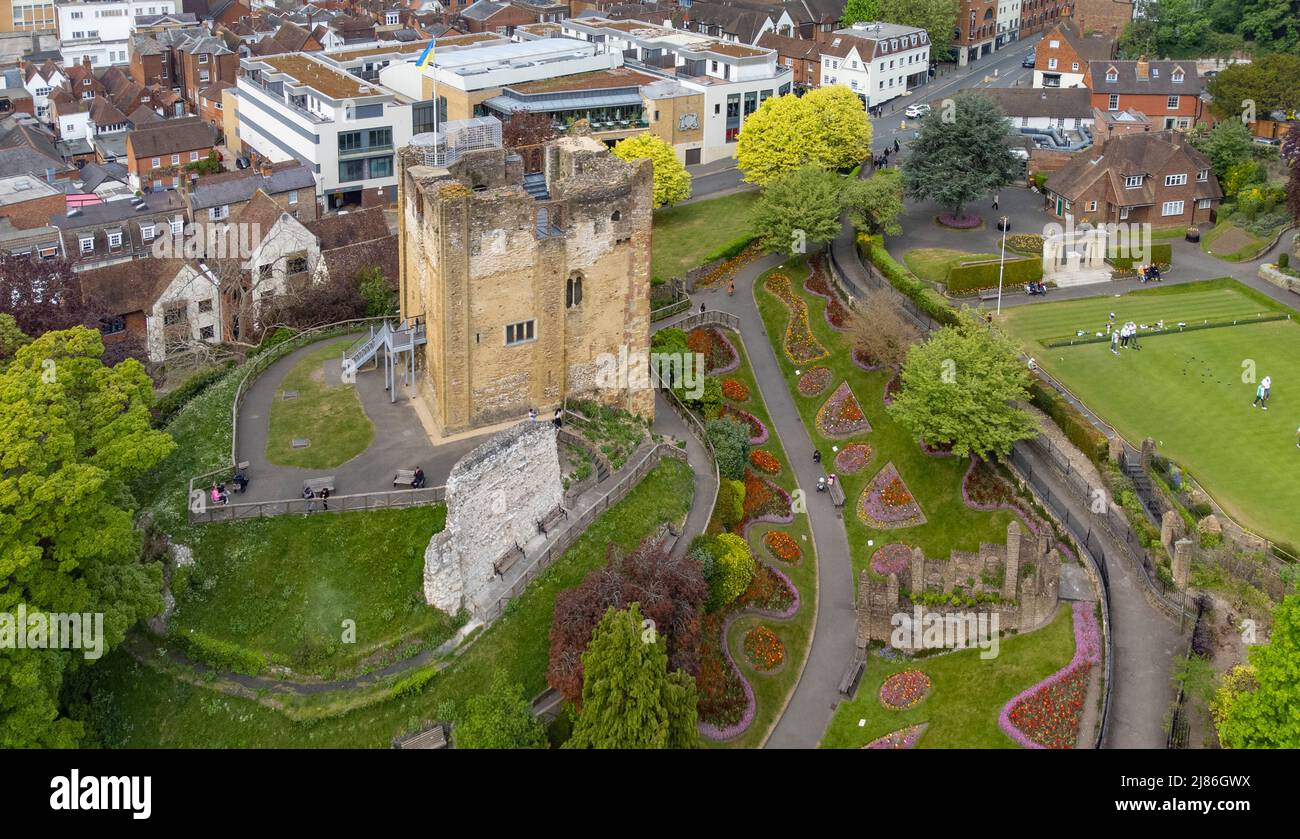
[
  {"left": 566, "top": 603, "right": 698, "bottom": 749},
  {"left": 612, "top": 133, "right": 692, "bottom": 208},
  {"left": 736, "top": 89, "right": 871, "bottom": 184},
  {"left": 880, "top": 0, "right": 959, "bottom": 59},
  {"left": 356, "top": 266, "right": 397, "bottom": 318},
  {"left": 887, "top": 314, "right": 1037, "bottom": 458},
  {"left": 841, "top": 0, "right": 882, "bottom": 26},
  {"left": 0, "top": 327, "right": 174, "bottom": 747},
  {"left": 1207, "top": 54, "right": 1300, "bottom": 119},
  {"left": 1215, "top": 595, "right": 1300, "bottom": 747},
  {"left": 453, "top": 673, "right": 548, "bottom": 749},
  {"left": 0, "top": 314, "right": 29, "bottom": 368},
  {"left": 1193, "top": 119, "right": 1255, "bottom": 176},
  {"left": 841, "top": 169, "right": 905, "bottom": 236},
  {"left": 901, "top": 93, "right": 1020, "bottom": 221},
  {"left": 750, "top": 164, "right": 844, "bottom": 255}
]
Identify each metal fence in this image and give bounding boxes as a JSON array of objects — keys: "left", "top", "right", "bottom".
[
  {"left": 187, "top": 485, "right": 446, "bottom": 525},
  {"left": 658, "top": 309, "right": 742, "bottom": 333},
  {"left": 826, "top": 240, "right": 948, "bottom": 335}
]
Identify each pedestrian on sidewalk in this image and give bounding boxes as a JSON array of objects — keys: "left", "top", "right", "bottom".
[
  {"left": 699, "top": 302, "right": 706, "bottom": 314},
  {"left": 893, "top": 138, "right": 900, "bottom": 153},
  {"left": 553, "top": 408, "right": 563, "bottom": 429},
  {"left": 319, "top": 486, "right": 329, "bottom": 511},
  {"left": 727, "top": 279, "right": 735, "bottom": 296},
  {"left": 992, "top": 193, "right": 1000, "bottom": 211},
  {"left": 303, "top": 485, "right": 315, "bottom": 513}
]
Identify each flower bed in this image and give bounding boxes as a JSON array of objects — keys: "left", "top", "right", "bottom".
[
  {"left": 763, "top": 530, "right": 802, "bottom": 564},
  {"left": 721, "top": 377, "right": 750, "bottom": 402},
  {"left": 688, "top": 326, "right": 740, "bottom": 374},
  {"left": 816, "top": 381, "right": 871, "bottom": 437},
  {"left": 937, "top": 212, "right": 981, "bottom": 229},
  {"left": 879, "top": 670, "right": 932, "bottom": 709},
  {"left": 804, "top": 256, "right": 850, "bottom": 330},
  {"left": 743, "top": 626, "right": 786, "bottom": 673},
  {"left": 697, "top": 241, "right": 764, "bottom": 288},
  {"left": 834, "top": 442, "right": 874, "bottom": 474},
  {"left": 697, "top": 612, "right": 754, "bottom": 740},
  {"left": 749, "top": 449, "right": 781, "bottom": 474},
  {"left": 858, "top": 462, "right": 927, "bottom": 529},
  {"left": 765, "top": 273, "right": 829, "bottom": 364},
  {"left": 871, "top": 543, "right": 913, "bottom": 576},
  {"left": 797, "top": 366, "right": 833, "bottom": 396},
  {"left": 741, "top": 562, "right": 799, "bottom": 617},
  {"left": 883, "top": 370, "right": 903, "bottom": 406},
  {"left": 720, "top": 405, "right": 768, "bottom": 445},
  {"left": 741, "top": 468, "right": 794, "bottom": 533},
  {"left": 863, "top": 723, "right": 928, "bottom": 749},
  {"left": 999, "top": 601, "right": 1101, "bottom": 749}
]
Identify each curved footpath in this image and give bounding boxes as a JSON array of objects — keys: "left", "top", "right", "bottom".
[{"left": 649, "top": 387, "right": 717, "bottom": 556}]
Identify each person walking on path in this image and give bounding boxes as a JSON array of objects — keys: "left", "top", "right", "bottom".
[
  {"left": 728, "top": 279, "right": 735, "bottom": 296},
  {"left": 992, "top": 193, "right": 1000, "bottom": 211},
  {"left": 553, "top": 408, "right": 563, "bottom": 429},
  {"left": 303, "top": 485, "right": 315, "bottom": 513},
  {"left": 319, "top": 486, "right": 329, "bottom": 511},
  {"left": 893, "top": 137, "right": 900, "bottom": 153}
]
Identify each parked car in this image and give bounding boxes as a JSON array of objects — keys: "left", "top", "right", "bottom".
[
  {"left": 235, "top": 157, "right": 250, "bottom": 169},
  {"left": 1022, "top": 51, "right": 1036, "bottom": 68},
  {"left": 1253, "top": 136, "right": 1281, "bottom": 147},
  {"left": 904, "top": 102, "right": 931, "bottom": 118}
]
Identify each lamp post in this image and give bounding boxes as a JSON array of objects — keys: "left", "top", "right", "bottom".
[{"left": 996, "top": 215, "right": 1009, "bottom": 316}]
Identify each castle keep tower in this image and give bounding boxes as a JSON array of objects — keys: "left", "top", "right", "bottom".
[{"left": 398, "top": 123, "right": 654, "bottom": 436}]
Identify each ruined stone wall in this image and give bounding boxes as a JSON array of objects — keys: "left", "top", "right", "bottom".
[{"left": 423, "top": 421, "right": 564, "bottom": 616}]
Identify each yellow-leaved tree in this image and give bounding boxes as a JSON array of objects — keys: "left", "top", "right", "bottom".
[
  {"left": 612, "top": 133, "right": 692, "bottom": 208},
  {"left": 736, "top": 86, "right": 872, "bottom": 185}
]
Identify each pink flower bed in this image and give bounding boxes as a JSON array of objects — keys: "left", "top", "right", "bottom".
[
  {"left": 871, "top": 543, "right": 912, "bottom": 576},
  {"left": 879, "top": 670, "right": 931, "bottom": 709},
  {"left": 863, "top": 723, "right": 928, "bottom": 749},
  {"left": 720, "top": 405, "right": 769, "bottom": 445},
  {"left": 797, "top": 366, "right": 833, "bottom": 397},
  {"left": 857, "top": 462, "right": 927, "bottom": 529},
  {"left": 937, "top": 212, "right": 981, "bottom": 229},
  {"left": 999, "top": 601, "right": 1101, "bottom": 749},
  {"left": 834, "top": 442, "right": 874, "bottom": 474},
  {"left": 816, "top": 381, "right": 871, "bottom": 437}
]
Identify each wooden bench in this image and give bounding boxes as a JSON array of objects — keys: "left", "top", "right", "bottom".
[
  {"left": 303, "top": 476, "right": 335, "bottom": 495},
  {"left": 393, "top": 723, "right": 448, "bottom": 749},
  {"left": 978, "top": 289, "right": 1001, "bottom": 302},
  {"left": 393, "top": 469, "right": 416, "bottom": 487},
  {"left": 494, "top": 542, "right": 525, "bottom": 577},
  {"left": 827, "top": 480, "right": 846, "bottom": 508},
  {"left": 838, "top": 652, "right": 866, "bottom": 696},
  {"left": 537, "top": 505, "right": 568, "bottom": 536}
]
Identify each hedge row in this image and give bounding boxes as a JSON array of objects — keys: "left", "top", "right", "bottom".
[
  {"left": 151, "top": 362, "right": 236, "bottom": 428},
  {"left": 1106, "top": 242, "right": 1173, "bottom": 270},
  {"left": 1028, "top": 380, "right": 1108, "bottom": 467},
  {"left": 702, "top": 234, "right": 756, "bottom": 264},
  {"left": 856, "top": 234, "right": 959, "bottom": 327},
  {"left": 946, "top": 255, "right": 1043, "bottom": 294},
  {"left": 170, "top": 628, "right": 267, "bottom": 676}
]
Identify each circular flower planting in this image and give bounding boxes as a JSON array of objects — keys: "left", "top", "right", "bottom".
[
  {"left": 834, "top": 442, "right": 874, "bottom": 474},
  {"left": 863, "top": 723, "right": 929, "bottom": 749},
  {"left": 749, "top": 449, "right": 781, "bottom": 474},
  {"left": 741, "top": 563, "right": 798, "bottom": 616},
  {"left": 871, "top": 543, "right": 912, "bottom": 576},
  {"left": 879, "top": 670, "right": 932, "bottom": 710},
  {"left": 937, "top": 212, "right": 981, "bottom": 229},
  {"left": 763, "top": 530, "right": 802, "bottom": 564},
  {"left": 816, "top": 381, "right": 871, "bottom": 437},
  {"left": 721, "top": 377, "right": 750, "bottom": 402},
  {"left": 797, "top": 366, "right": 832, "bottom": 396},
  {"left": 743, "top": 626, "right": 786, "bottom": 673}
]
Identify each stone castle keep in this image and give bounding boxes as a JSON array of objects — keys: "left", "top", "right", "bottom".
[
  {"left": 397, "top": 132, "right": 655, "bottom": 437},
  {"left": 857, "top": 522, "right": 1062, "bottom": 649}
]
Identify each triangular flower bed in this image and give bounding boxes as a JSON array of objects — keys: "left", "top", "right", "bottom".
[
  {"left": 816, "top": 381, "right": 871, "bottom": 437},
  {"left": 862, "top": 723, "right": 929, "bottom": 750},
  {"left": 857, "top": 462, "right": 927, "bottom": 530}
]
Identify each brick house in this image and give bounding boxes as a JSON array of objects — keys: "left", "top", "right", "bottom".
[
  {"left": 757, "top": 31, "right": 821, "bottom": 91},
  {"left": 197, "top": 80, "right": 233, "bottom": 129},
  {"left": 1043, "top": 130, "right": 1222, "bottom": 229},
  {"left": 1073, "top": 0, "right": 1134, "bottom": 41},
  {"left": 124, "top": 116, "right": 218, "bottom": 192},
  {"left": 175, "top": 34, "right": 238, "bottom": 112},
  {"left": 185, "top": 160, "right": 318, "bottom": 223},
  {"left": 1033, "top": 18, "right": 1114, "bottom": 89},
  {"left": 454, "top": 0, "right": 566, "bottom": 35},
  {"left": 52, "top": 190, "right": 190, "bottom": 269},
  {"left": 1086, "top": 57, "right": 1204, "bottom": 129},
  {"left": 1019, "top": 0, "right": 1072, "bottom": 38},
  {"left": 0, "top": 174, "right": 66, "bottom": 258}
]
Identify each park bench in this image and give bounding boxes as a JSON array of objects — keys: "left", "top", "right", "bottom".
[
  {"left": 536, "top": 505, "right": 568, "bottom": 536},
  {"left": 838, "top": 652, "right": 866, "bottom": 696},
  {"left": 392, "top": 723, "right": 448, "bottom": 750},
  {"left": 393, "top": 469, "right": 416, "bottom": 487},
  {"left": 494, "top": 542, "right": 525, "bottom": 577},
  {"left": 978, "top": 289, "right": 1002, "bottom": 302},
  {"left": 303, "top": 476, "right": 335, "bottom": 495},
  {"left": 827, "top": 480, "right": 845, "bottom": 508}
]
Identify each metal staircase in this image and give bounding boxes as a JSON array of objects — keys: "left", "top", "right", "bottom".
[{"left": 342, "top": 318, "right": 427, "bottom": 402}]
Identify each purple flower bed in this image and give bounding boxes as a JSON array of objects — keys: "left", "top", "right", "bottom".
[
  {"left": 871, "top": 543, "right": 913, "bottom": 576},
  {"left": 834, "top": 442, "right": 874, "bottom": 474},
  {"left": 998, "top": 601, "right": 1101, "bottom": 749},
  {"left": 816, "top": 381, "right": 871, "bottom": 437},
  {"left": 937, "top": 212, "right": 981, "bottom": 229},
  {"left": 863, "top": 723, "right": 928, "bottom": 749},
  {"left": 721, "top": 405, "right": 768, "bottom": 445},
  {"left": 857, "top": 462, "right": 927, "bottom": 530}
]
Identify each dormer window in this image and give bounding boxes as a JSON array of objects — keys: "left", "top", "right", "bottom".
[
  {"left": 1197, "top": 168, "right": 1208, "bottom": 182},
  {"left": 1172, "top": 70, "right": 1184, "bottom": 83},
  {"left": 1151, "top": 68, "right": 1159, "bottom": 77},
  {"left": 1105, "top": 68, "right": 1117, "bottom": 82},
  {"left": 1124, "top": 175, "right": 1142, "bottom": 188}
]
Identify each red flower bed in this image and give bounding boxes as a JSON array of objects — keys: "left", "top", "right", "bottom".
[
  {"left": 696, "top": 612, "right": 750, "bottom": 730},
  {"left": 764, "top": 273, "right": 828, "bottom": 364},
  {"left": 1000, "top": 602, "right": 1101, "bottom": 749},
  {"left": 749, "top": 449, "right": 781, "bottom": 474},
  {"left": 740, "top": 468, "right": 793, "bottom": 531},
  {"left": 816, "top": 381, "right": 871, "bottom": 437},
  {"left": 721, "top": 377, "right": 750, "bottom": 402},
  {"left": 742, "top": 626, "right": 785, "bottom": 672},
  {"left": 741, "top": 563, "right": 797, "bottom": 614},
  {"left": 834, "top": 442, "right": 874, "bottom": 474},
  {"left": 797, "top": 366, "right": 832, "bottom": 396},
  {"left": 763, "top": 530, "right": 802, "bottom": 563},
  {"left": 803, "top": 258, "right": 851, "bottom": 331},
  {"left": 688, "top": 327, "right": 739, "bottom": 374},
  {"left": 879, "top": 670, "right": 931, "bottom": 709},
  {"left": 871, "top": 543, "right": 912, "bottom": 576}
]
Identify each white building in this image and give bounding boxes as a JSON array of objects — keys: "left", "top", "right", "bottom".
[
  {"left": 560, "top": 17, "right": 790, "bottom": 164},
  {"left": 21, "top": 60, "right": 65, "bottom": 122},
  {"left": 996, "top": 0, "right": 1021, "bottom": 48},
  {"left": 56, "top": 0, "right": 177, "bottom": 67},
  {"left": 236, "top": 52, "right": 413, "bottom": 210},
  {"left": 819, "top": 22, "right": 929, "bottom": 109}
]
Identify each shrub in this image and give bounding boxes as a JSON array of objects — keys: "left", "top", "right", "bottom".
[
  {"left": 712, "top": 533, "right": 756, "bottom": 608},
  {"left": 705, "top": 417, "right": 751, "bottom": 480},
  {"left": 702, "top": 234, "right": 755, "bottom": 264},
  {"left": 1108, "top": 243, "right": 1173, "bottom": 271},
  {"left": 151, "top": 362, "right": 235, "bottom": 427},
  {"left": 170, "top": 629, "right": 267, "bottom": 676},
  {"left": 390, "top": 666, "right": 437, "bottom": 699},
  {"left": 717, "top": 478, "right": 745, "bottom": 528},
  {"left": 1279, "top": 253, "right": 1290, "bottom": 269},
  {"left": 1029, "top": 381, "right": 1108, "bottom": 467},
  {"left": 945, "top": 256, "right": 1042, "bottom": 293}
]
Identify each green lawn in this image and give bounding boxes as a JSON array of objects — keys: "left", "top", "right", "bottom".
[
  {"left": 1200, "top": 220, "right": 1278, "bottom": 262},
  {"left": 903, "top": 248, "right": 1000, "bottom": 284},
  {"left": 171, "top": 505, "right": 453, "bottom": 678},
  {"left": 265, "top": 337, "right": 374, "bottom": 469},
  {"left": 755, "top": 256, "right": 1016, "bottom": 576},
  {"left": 704, "top": 330, "right": 816, "bottom": 749},
  {"left": 821, "top": 604, "right": 1075, "bottom": 748},
  {"left": 651, "top": 191, "right": 759, "bottom": 284},
  {"left": 83, "top": 458, "right": 696, "bottom": 748},
  {"left": 1001, "top": 280, "right": 1300, "bottom": 548}
]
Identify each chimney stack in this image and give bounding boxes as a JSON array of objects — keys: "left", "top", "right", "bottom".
[
  {"left": 1136, "top": 55, "right": 1149, "bottom": 81},
  {"left": 260, "top": 161, "right": 274, "bottom": 178}
]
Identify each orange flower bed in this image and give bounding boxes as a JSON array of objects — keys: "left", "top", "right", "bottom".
[
  {"left": 763, "top": 530, "right": 802, "bottom": 563},
  {"left": 764, "top": 273, "right": 828, "bottom": 364},
  {"left": 721, "top": 377, "right": 750, "bottom": 402},
  {"left": 697, "top": 241, "right": 764, "bottom": 287},
  {"left": 742, "top": 626, "right": 785, "bottom": 672},
  {"left": 749, "top": 449, "right": 781, "bottom": 474}
]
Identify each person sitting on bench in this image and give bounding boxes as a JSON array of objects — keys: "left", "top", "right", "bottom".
[
  {"left": 412, "top": 467, "right": 426, "bottom": 489},
  {"left": 232, "top": 468, "right": 248, "bottom": 493}
]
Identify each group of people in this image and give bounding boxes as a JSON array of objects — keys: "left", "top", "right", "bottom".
[
  {"left": 1252, "top": 376, "right": 1273, "bottom": 410},
  {"left": 302, "top": 485, "right": 330, "bottom": 512},
  {"left": 529, "top": 407, "right": 564, "bottom": 429},
  {"left": 1137, "top": 263, "right": 1163, "bottom": 283},
  {"left": 1108, "top": 316, "right": 1142, "bottom": 355},
  {"left": 870, "top": 139, "right": 902, "bottom": 170},
  {"left": 208, "top": 466, "right": 250, "bottom": 507}
]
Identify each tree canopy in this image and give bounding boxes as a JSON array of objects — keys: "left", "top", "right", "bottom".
[
  {"left": 887, "top": 314, "right": 1038, "bottom": 458},
  {"left": 1207, "top": 53, "right": 1300, "bottom": 119},
  {"left": 565, "top": 603, "right": 699, "bottom": 749},
  {"left": 0, "top": 327, "right": 173, "bottom": 747},
  {"left": 1120, "top": 0, "right": 1298, "bottom": 58},
  {"left": 901, "top": 93, "right": 1020, "bottom": 220},
  {"left": 453, "top": 673, "right": 548, "bottom": 749},
  {"left": 750, "top": 164, "right": 845, "bottom": 254},
  {"left": 879, "top": 0, "right": 959, "bottom": 60},
  {"left": 1215, "top": 595, "right": 1300, "bottom": 747},
  {"left": 841, "top": 0, "right": 882, "bottom": 27},
  {"left": 736, "top": 88, "right": 872, "bottom": 184},
  {"left": 612, "top": 133, "right": 692, "bottom": 208},
  {"left": 841, "top": 169, "right": 905, "bottom": 236}
]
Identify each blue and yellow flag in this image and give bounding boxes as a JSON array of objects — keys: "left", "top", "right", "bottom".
[{"left": 417, "top": 39, "right": 435, "bottom": 69}]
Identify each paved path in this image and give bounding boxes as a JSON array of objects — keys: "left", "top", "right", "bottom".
[
  {"left": 233, "top": 337, "right": 490, "bottom": 503},
  {"left": 650, "top": 388, "right": 716, "bottom": 554}
]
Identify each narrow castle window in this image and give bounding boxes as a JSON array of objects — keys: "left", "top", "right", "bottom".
[{"left": 566, "top": 273, "right": 584, "bottom": 308}]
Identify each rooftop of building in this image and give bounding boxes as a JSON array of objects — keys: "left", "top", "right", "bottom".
[
  {"left": 429, "top": 37, "right": 601, "bottom": 74},
  {"left": 506, "top": 66, "right": 659, "bottom": 95},
  {"left": 0, "top": 174, "right": 62, "bottom": 207},
  {"left": 254, "top": 53, "right": 382, "bottom": 99},
  {"left": 567, "top": 16, "right": 770, "bottom": 59}
]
